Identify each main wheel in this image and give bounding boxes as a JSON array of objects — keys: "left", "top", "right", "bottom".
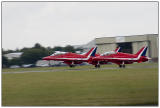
[
  {"left": 95, "top": 65, "right": 98, "bottom": 68},
  {"left": 122, "top": 64, "right": 125, "bottom": 68},
  {"left": 69, "top": 65, "right": 73, "bottom": 67},
  {"left": 97, "top": 64, "right": 100, "bottom": 68},
  {"left": 119, "top": 64, "right": 122, "bottom": 68},
  {"left": 69, "top": 65, "right": 75, "bottom": 67}
]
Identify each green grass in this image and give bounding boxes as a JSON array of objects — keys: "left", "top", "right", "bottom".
[{"left": 2, "top": 63, "right": 158, "bottom": 106}]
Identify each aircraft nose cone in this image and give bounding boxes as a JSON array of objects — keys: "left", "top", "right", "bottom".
[{"left": 42, "top": 57, "right": 49, "bottom": 60}]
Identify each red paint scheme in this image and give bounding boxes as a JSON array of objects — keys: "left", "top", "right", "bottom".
[
  {"left": 91, "top": 46, "right": 150, "bottom": 67},
  {"left": 42, "top": 47, "right": 97, "bottom": 67}
]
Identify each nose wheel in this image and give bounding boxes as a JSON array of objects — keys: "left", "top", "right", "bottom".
[
  {"left": 69, "top": 65, "right": 75, "bottom": 67},
  {"left": 69, "top": 61, "right": 75, "bottom": 67},
  {"left": 95, "top": 61, "right": 100, "bottom": 68},
  {"left": 95, "top": 64, "right": 100, "bottom": 68},
  {"left": 119, "top": 61, "right": 125, "bottom": 68},
  {"left": 119, "top": 64, "right": 125, "bottom": 68}
]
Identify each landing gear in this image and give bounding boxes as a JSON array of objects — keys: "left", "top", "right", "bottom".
[
  {"left": 119, "top": 61, "right": 125, "bottom": 68},
  {"left": 69, "top": 65, "right": 75, "bottom": 67},
  {"left": 69, "top": 61, "right": 75, "bottom": 68},
  {"left": 95, "top": 64, "right": 100, "bottom": 68},
  {"left": 119, "top": 64, "right": 125, "bottom": 68},
  {"left": 95, "top": 61, "right": 100, "bottom": 68},
  {"left": 119, "top": 64, "right": 122, "bottom": 68},
  {"left": 123, "top": 65, "right": 125, "bottom": 68}
]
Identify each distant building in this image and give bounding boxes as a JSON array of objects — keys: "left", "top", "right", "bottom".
[
  {"left": 4, "top": 52, "right": 23, "bottom": 60},
  {"left": 95, "top": 34, "right": 158, "bottom": 61},
  {"left": 36, "top": 60, "right": 66, "bottom": 67},
  {"left": 73, "top": 39, "right": 96, "bottom": 52}
]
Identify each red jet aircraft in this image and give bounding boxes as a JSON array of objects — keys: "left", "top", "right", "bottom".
[
  {"left": 91, "top": 46, "right": 150, "bottom": 68},
  {"left": 42, "top": 47, "right": 97, "bottom": 67}
]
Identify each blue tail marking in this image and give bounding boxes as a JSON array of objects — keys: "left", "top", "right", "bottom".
[
  {"left": 141, "top": 47, "right": 148, "bottom": 56},
  {"left": 91, "top": 47, "right": 97, "bottom": 57},
  {"left": 117, "top": 47, "right": 121, "bottom": 52}
]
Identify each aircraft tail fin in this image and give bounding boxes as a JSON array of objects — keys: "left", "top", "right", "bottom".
[
  {"left": 135, "top": 46, "right": 148, "bottom": 58},
  {"left": 84, "top": 47, "right": 97, "bottom": 57},
  {"left": 115, "top": 47, "right": 121, "bottom": 53}
]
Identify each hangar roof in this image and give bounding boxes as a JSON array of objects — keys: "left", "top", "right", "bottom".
[{"left": 95, "top": 34, "right": 158, "bottom": 44}]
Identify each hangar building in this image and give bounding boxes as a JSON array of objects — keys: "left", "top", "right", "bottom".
[{"left": 95, "top": 34, "right": 158, "bottom": 61}]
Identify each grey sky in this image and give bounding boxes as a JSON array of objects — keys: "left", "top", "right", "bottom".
[{"left": 2, "top": 2, "right": 158, "bottom": 50}]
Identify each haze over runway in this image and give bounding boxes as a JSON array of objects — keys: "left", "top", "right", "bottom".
[{"left": 2, "top": 2, "right": 158, "bottom": 50}]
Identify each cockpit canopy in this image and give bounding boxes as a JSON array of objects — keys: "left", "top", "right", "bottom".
[
  {"left": 50, "top": 51, "right": 67, "bottom": 56},
  {"left": 101, "top": 51, "right": 116, "bottom": 56}
]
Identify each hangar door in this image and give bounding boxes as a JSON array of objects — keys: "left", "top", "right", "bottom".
[{"left": 117, "top": 42, "right": 132, "bottom": 53}]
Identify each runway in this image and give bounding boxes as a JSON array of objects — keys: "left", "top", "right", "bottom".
[
  {"left": 2, "top": 64, "right": 157, "bottom": 74},
  {"left": 2, "top": 67, "right": 117, "bottom": 74}
]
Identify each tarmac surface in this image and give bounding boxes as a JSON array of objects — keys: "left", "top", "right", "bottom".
[{"left": 2, "top": 64, "right": 157, "bottom": 74}]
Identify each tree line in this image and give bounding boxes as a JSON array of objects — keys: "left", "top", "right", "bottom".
[{"left": 2, "top": 43, "right": 83, "bottom": 68}]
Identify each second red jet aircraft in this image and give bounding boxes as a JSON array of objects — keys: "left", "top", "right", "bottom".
[{"left": 91, "top": 46, "right": 150, "bottom": 68}]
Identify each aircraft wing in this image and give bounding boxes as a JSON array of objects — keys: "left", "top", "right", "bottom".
[
  {"left": 93, "top": 57, "right": 137, "bottom": 61},
  {"left": 52, "top": 58, "right": 89, "bottom": 61}
]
